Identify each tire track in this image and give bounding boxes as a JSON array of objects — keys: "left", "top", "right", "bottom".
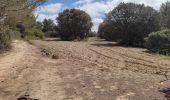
[{"left": 86, "top": 45, "right": 169, "bottom": 76}]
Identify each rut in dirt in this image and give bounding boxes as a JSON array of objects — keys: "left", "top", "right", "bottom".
[{"left": 0, "top": 38, "right": 170, "bottom": 100}]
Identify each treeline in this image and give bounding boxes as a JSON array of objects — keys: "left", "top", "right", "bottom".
[
  {"left": 0, "top": 0, "right": 45, "bottom": 52},
  {"left": 98, "top": 2, "right": 170, "bottom": 55},
  {"left": 1, "top": 1, "right": 170, "bottom": 55},
  {"left": 40, "top": 9, "right": 94, "bottom": 40}
]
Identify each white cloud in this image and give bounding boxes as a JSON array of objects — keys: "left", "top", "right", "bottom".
[
  {"left": 37, "top": 3, "right": 63, "bottom": 14},
  {"left": 75, "top": 0, "right": 94, "bottom": 5},
  {"left": 92, "top": 18, "right": 103, "bottom": 31},
  {"left": 35, "top": 3, "right": 64, "bottom": 24},
  {"left": 75, "top": 0, "right": 170, "bottom": 31},
  {"left": 77, "top": 2, "right": 107, "bottom": 17},
  {"left": 36, "top": 13, "right": 58, "bottom": 23},
  {"left": 36, "top": 0, "right": 170, "bottom": 31}
]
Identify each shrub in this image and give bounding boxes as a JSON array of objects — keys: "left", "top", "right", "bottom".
[
  {"left": 0, "top": 26, "right": 12, "bottom": 52},
  {"left": 24, "top": 28, "right": 44, "bottom": 39},
  {"left": 11, "top": 30, "right": 21, "bottom": 39},
  {"left": 45, "top": 31, "right": 59, "bottom": 37},
  {"left": 57, "top": 9, "right": 93, "bottom": 41},
  {"left": 145, "top": 29, "right": 170, "bottom": 55},
  {"left": 88, "top": 31, "right": 96, "bottom": 37}
]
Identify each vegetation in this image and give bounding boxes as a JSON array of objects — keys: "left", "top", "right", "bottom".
[
  {"left": 0, "top": 26, "right": 12, "bottom": 52},
  {"left": 160, "top": 1, "right": 170, "bottom": 29},
  {"left": 88, "top": 31, "right": 97, "bottom": 37},
  {"left": 0, "top": 0, "right": 45, "bottom": 52},
  {"left": 25, "top": 28, "right": 44, "bottom": 39},
  {"left": 98, "top": 21, "right": 119, "bottom": 41},
  {"left": 57, "top": 9, "right": 93, "bottom": 41},
  {"left": 145, "top": 29, "right": 170, "bottom": 55},
  {"left": 42, "top": 19, "right": 59, "bottom": 37},
  {"left": 98, "top": 3, "right": 160, "bottom": 47},
  {"left": 1, "top": 1, "right": 170, "bottom": 56}
]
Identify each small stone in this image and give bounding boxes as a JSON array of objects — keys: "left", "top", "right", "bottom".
[
  {"left": 45, "top": 52, "right": 50, "bottom": 56},
  {"left": 100, "top": 69, "right": 104, "bottom": 71},
  {"left": 52, "top": 54, "right": 59, "bottom": 59}
]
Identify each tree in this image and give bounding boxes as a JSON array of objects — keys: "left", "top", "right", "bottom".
[
  {"left": 0, "top": 0, "right": 46, "bottom": 51},
  {"left": 160, "top": 1, "right": 170, "bottom": 29},
  {"left": 0, "top": 0, "right": 46, "bottom": 25},
  {"left": 98, "top": 21, "right": 121, "bottom": 41},
  {"left": 42, "top": 19, "right": 59, "bottom": 37},
  {"left": 57, "top": 9, "right": 93, "bottom": 41},
  {"left": 42, "top": 19, "right": 55, "bottom": 32},
  {"left": 99, "top": 3, "right": 160, "bottom": 47},
  {"left": 36, "top": 21, "right": 43, "bottom": 30}
]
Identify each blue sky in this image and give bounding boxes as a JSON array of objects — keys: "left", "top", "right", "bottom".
[{"left": 35, "top": 0, "right": 170, "bottom": 31}]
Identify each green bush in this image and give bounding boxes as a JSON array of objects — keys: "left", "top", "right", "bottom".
[
  {"left": 11, "top": 30, "right": 21, "bottom": 39},
  {"left": 145, "top": 29, "right": 170, "bottom": 55},
  {"left": 24, "top": 28, "right": 44, "bottom": 39},
  {"left": 0, "top": 26, "right": 12, "bottom": 52},
  {"left": 45, "top": 31, "right": 59, "bottom": 37},
  {"left": 88, "top": 32, "right": 96, "bottom": 37}
]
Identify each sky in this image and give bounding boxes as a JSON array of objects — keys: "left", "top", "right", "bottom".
[{"left": 35, "top": 0, "right": 170, "bottom": 31}]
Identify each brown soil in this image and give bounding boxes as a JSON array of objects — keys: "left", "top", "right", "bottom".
[{"left": 0, "top": 38, "right": 170, "bottom": 100}]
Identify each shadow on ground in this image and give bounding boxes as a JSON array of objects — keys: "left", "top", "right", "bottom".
[
  {"left": 43, "top": 38, "right": 61, "bottom": 42},
  {"left": 90, "top": 42, "right": 133, "bottom": 48},
  {"left": 159, "top": 88, "right": 170, "bottom": 100}
]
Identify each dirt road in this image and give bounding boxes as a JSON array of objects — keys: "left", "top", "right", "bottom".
[{"left": 0, "top": 38, "right": 170, "bottom": 100}]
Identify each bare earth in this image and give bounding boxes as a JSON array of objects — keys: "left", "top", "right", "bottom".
[{"left": 0, "top": 38, "right": 170, "bottom": 100}]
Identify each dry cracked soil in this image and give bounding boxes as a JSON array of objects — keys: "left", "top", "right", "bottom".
[{"left": 0, "top": 38, "right": 170, "bottom": 100}]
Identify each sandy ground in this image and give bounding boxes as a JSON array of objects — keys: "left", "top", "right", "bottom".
[{"left": 0, "top": 38, "right": 170, "bottom": 100}]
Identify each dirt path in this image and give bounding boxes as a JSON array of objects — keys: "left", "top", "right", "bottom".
[{"left": 0, "top": 38, "right": 170, "bottom": 100}]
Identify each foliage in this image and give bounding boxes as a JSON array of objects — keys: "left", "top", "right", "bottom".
[
  {"left": 88, "top": 31, "right": 97, "bottom": 37},
  {"left": 57, "top": 9, "right": 93, "bottom": 41},
  {"left": 98, "top": 3, "right": 160, "bottom": 46},
  {"left": 42, "top": 19, "right": 58, "bottom": 37},
  {"left": 36, "top": 21, "right": 43, "bottom": 30},
  {"left": 24, "top": 28, "right": 44, "bottom": 39},
  {"left": 42, "top": 19, "right": 55, "bottom": 32},
  {"left": 0, "top": 0, "right": 45, "bottom": 52},
  {"left": 0, "top": 26, "right": 12, "bottom": 52},
  {"left": 145, "top": 29, "right": 170, "bottom": 55},
  {"left": 160, "top": 1, "right": 170, "bottom": 29},
  {"left": 98, "top": 21, "right": 121, "bottom": 41}
]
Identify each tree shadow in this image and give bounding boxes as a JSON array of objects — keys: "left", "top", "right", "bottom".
[
  {"left": 91, "top": 42, "right": 122, "bottom": 47},
  {"left": 159, "top": 88, "right": 170, "bottom": 100},
  {"left": 90, "top": 42, "right": 142, "bottom": 49},
  {"left": 42, "top": 38, "right": 61, "bottom": 42}
]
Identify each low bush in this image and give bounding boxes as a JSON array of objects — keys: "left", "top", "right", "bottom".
[
  {"left": 24, "top": 28, "right": 44, "bottom": 39},
  {"left": 88, "top": 32, "right": 96, "bottom": 37},
  {"left": 11, "top": 30, "right": 21, "bottom": 39},
  {"left": 0, "top": 26, "right": 12, "bottom": 52},
  {"left": 145, "top": 29, "right": 170, "bottom": 55},
  {"left": 45, "top": 31, "right": 59, "bottom": 37}
]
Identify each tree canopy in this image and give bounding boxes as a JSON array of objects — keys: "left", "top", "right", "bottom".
[
  {"left": 98, "top": 3, "right": 160, "bottom": 47},
  {"left": 160, "top": 1, "right": 170, "bottom": 29},
  {"left": 57, "top": 9, "right": 93, "bottom": 41},
  {"left": 0, "top": 0, "right": 45, "bottom": 51}
]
